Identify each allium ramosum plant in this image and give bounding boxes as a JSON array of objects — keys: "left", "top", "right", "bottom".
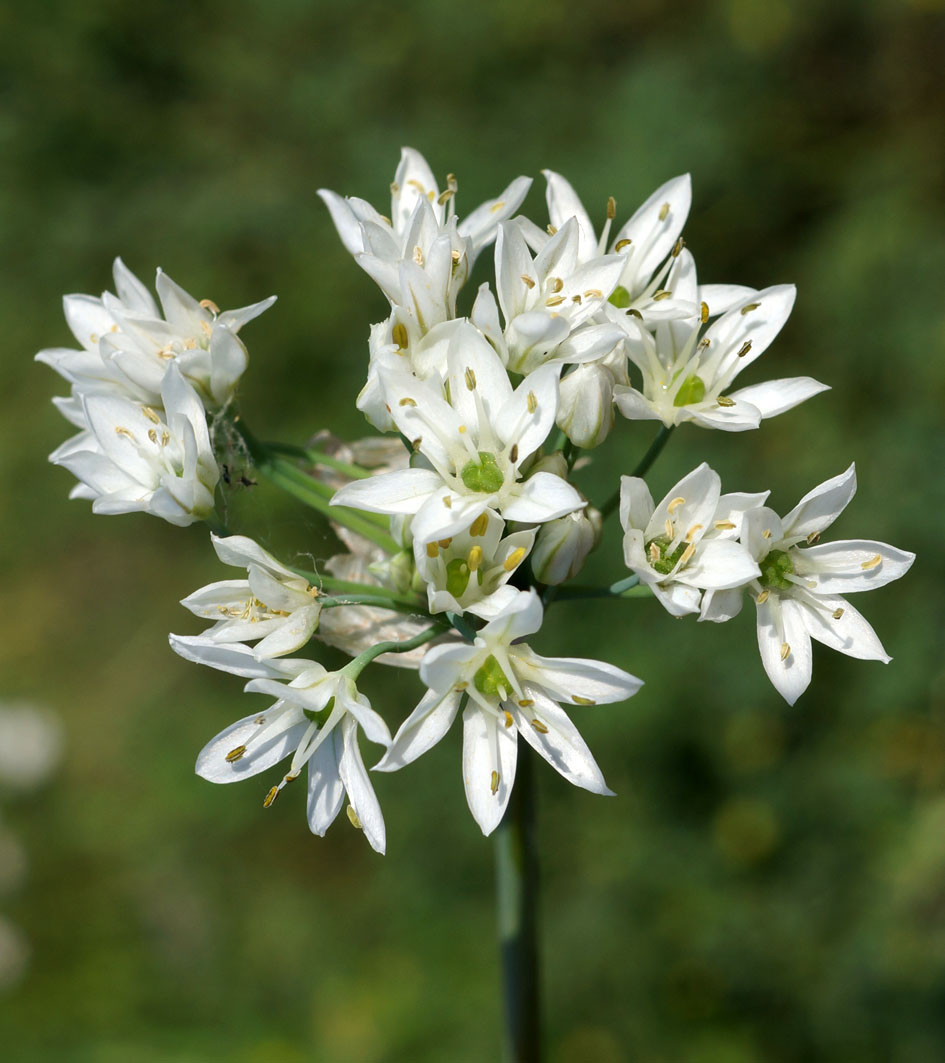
[{"left": 38, "top": 148, "right": 914, "bottom": 1062}]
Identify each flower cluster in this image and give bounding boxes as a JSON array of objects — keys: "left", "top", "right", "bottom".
[{"left": 38, "top": 148, "right": 914, "bottom": 852}]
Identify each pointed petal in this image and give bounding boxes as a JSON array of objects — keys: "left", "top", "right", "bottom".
[
  {"left": 542, "top": 170, "right": 596, "bottom": 260},
  {"left": 728, "top": 377, "right": 829, "bottom": 419},
  {"left": 374, "top": 689, "right": 462, "bottom": 771},
  {"left": 794, "top": 593, "right": 890, "bottom": 662},
  {"left": 306, "top": 731, "right": 345, "bottom": 835},
  {"left": 780, "top": 464, "right": 856, "bottom": 541},
  {"left": 462, "top": 705, "right": 517, "bottom": 836},
  {"left": 196, "top": 713, "right": 306, "bottom": 783},
  {"left": 513, "top": 690, "right": 612, "bottom": 794},
  {"left": 331, "top": 468, "right": 442, "bottom": 516},
  {"left": 501, "top": 473, "right": 583, "bottom": 524},
  {"left": 513, "top": 647, "right": 643, "bottom": 704},
  {"left": 756, "top": 594, "right": 812, "bottom": 705},
  {"left": 796, "top": 540, "right": 915, "bottom": 593},
  {"left": 338, "top": 717, "right": 386, "bottom": 852}
]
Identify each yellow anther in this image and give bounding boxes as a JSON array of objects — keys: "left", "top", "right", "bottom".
[
  {"left": 550, "top": 277, "right": 564, "bottom": 293},
  {"left": 652, "top": 289, "right": 672, "bottom": 301},
  {"left": 509, "top": 444, "right": 519, "bottom": 464},
  {"left": 446, "top": 173, "right": 457, "bottom": 191},
  {"left": 756, "top": 589, "right": 769, "bottom": 604},
  {"left": 521, "top": 274, "right": 536, "bottom": 288},
  {"left": 531, "top": 719, "right": 549, "bottom": 734},
  {"left": 455, "top": 681, "right": 468, "bottom": 691},
  {"left": 717, "top": 396, "right": 735, "bottom": 407},
  {"left": 406, "top": 179, "right": 426, "bottom": 193},
  {"left": 89, "top": 333, "right": 98, "bottom": 344},
  {"left": 114, "top": 426, "right": 133, "bottom": 439},
  {"left": 199, "top": 298, "right": 220, "bottom": 314},
  {"left": 399, "top": 396, "right": 417, "bottom": 407},
  {"left": 571, "top": 294, "right": 583, "bottom": 303},
  {"left": 714, "top": 520, "right": 736, "bottom": 530},
  {"left": 438, "top": 538, "right": 453, "bottom": 548},
  {"left": 667, "top": 496, "right": 686, "bottom": 514},
  {"left": 572, "top": 695, "right": 596, "bottom": 706},
  {"left": 426, "top": 542, "right": 439, "bottom": 558},
  {"left": 832, "top": 607, "right": 844, "bottom": 620},
  {"left": 504, "top": 548, "right": 526, "bottom": 572},
  {"left": 504, "top": 711, "right": 514, "bottom": 728},
  {"left": 161, "top": 432, "right": 169, "bottom": 446},
  {"left": 437, "top": 189, "right": 455, "bottom": 205},
  {"left": 411, "top": 437, "right": 422, "bottom": 452},
  {"left": 184, "top": 337, "right": 197, "bottom": 350},
  {"left": 490, "top": 200, "right": 505, "bottom": 213},
  {"left": 672, "top": 237, "right": 685, "bottom": 257},
  {"left": 443, "top": 496, "right": 453, "bottom": 509},
  {"left": 413, "top": 245, "right": 424, "bottom": 266},
  {"left": 584, "top": 288, "right": 603, "bottom": 299},
  {"left": 861, "top": 554, "right": 882, "bottom": 570},
  {"left": 697, "top": 337, "right": 711, "bottom": 351},
  {"left": 546, "top": 224, "right": 558, "bottom": 236},
  {"left": 225, "top": 745, "right": 247, "bottom": 763},
  {"left": 518, "top": 699, "right": 534, "bottom": 708},
  {"left": 626, "top": 307, "right": 643, "bottom": 319},
  {"left": 615, "top": 238, "right": 632, "bottom": 251},
  {"left": 470, "top": 512, "right": 489, "bottom": 537},
  {"left": 465, "top": 367, "right": 477, "bottom": 391},
  {"left": 142, "top": 406, "right": 161, "bottom": 424},
  {"left": 491, "top": 770, "right": 500, "bottom": 794},
  {"left": 148, "top": 429, "right": 157, "bottom": 443},
  {"left": 545, "top": 295, "right": 565, "bottom": 307},
  {"left": 700, "top": 301, "right": 709, "bottom": 322},
  {"left": 762, "top": 529, "right": 772, "bottom": 539},
  {"left": 780, "top": 642, "right": 791, "bottom": 661},
  {"left": 685, "top": 524, "right": 703, "bottom": 542},
  {"left": 658, "top": 202, "right": 670, "bottom": 221},
  {"left": 737, "top": 341, "right": 753, "bottom": 358},
  {"left": 664, "top": 518, "right": 674, "bottom": 539},
  {"left": 679, "top": 543, "right": 696, "bottom": 565},
  {"left": 527, "top": 391, "right": 538, "bottom": 413},
  {"left": 648, "top": 543, "right": 661, "bottom": 563},
  {"left": 740, "top": 302, "right": 760, "bottom": 315},
  {"left": 263, "top": 786, "right": 279, "bottom": 808},
  {"left": 606, "top": 195, "right": 617, "bottom": 219},
  {"left": 392, "top": 322, "right": 409, "bottom": 349},
  {"left": 346, "top": 805, "right": 363, "bottom": 829},
  {"left": 806, "top": 531, "right": 821, "bottom": 545},
  {"left": 467, "top": 545, "right": 483, "bottom": 571},
  {"left": 451, "top": 249, "right": 462, "bottom": 262},
  {"left": 390, "top": 181, "right": 400, "bottom": 195},
  {"left": 458, "top": 424, "right": 467, "bottom": 433}
]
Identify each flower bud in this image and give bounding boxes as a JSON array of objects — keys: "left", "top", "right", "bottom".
[
  {"left": 370, "top": 549, "right": 414, "bottom": 595},
  {"left": 531, "top": 506, "right": 601, "bottom": 585},
  {"left": 557, "top": 364, "right": 615, "bottom": 449},
  {"left": 527, "top": 451, "right": 569, "bottom": 480}
]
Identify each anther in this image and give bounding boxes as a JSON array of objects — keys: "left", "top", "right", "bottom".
[
  {"left": 571, "top": 294, "right": 583, "bottom": 304},
  {"left": 780, "top": 642, "right": 791, "bottom": 661},
  {"left": 545, "top": 295, "right": 565, "bottom": 307},
  {"left": 700, "top": 301, "right": 709, "bottom": 322},
  {"left": 679, "top": 543, "right": 696, "bottom": 565},
  {"left": 346, "top": 806, "right": 363, "bottom": 829},
  {"left": 161, "top": 432, "right": 169, "bottom": 446},
  {"left": 626, "top": 308, "right": 643, "bottom": 319},
  {"left": 426, "top": 542, "right": 439, "bottom": 558},
  {"left": 504, "top": 711, "right": 514, "bottom": 728},
  {"left": 736, "top": 341, "right": 752, "bottom": 358},
  {"left": 667, "top": 496, "right": 686, "bottom": 514},
  {"left": 652, "top": 289, "right": 672, "bottom": 301},
  {"left": 572, "top": 696, "right": 596, "bottom": 706},
  {"left": 518, "top": 699, "right": 534, "bottom": 708},
  {"left": 672, "top": 237, "right": 685, "bottom": 257},
  {"left": 606, "top": 196, "right": 616, "bottom": 219},
  {"left": 664, "top": 518, "right": 674, "bottom": 539},
  {"left": 615, "top": 238, "right": 632, "bottom": 251},
  {"left": 490, "top": 770, "right": 500, "bottom": 795},
  {"left": 148, "top": 429, "right": 157, "bottom": 443},
  {"left": 658, "top": 202, "right": 670, "bottom": 221},
  {"left": 199, "top": 298, "right": 220, "bottom": 314},
  {"left": 714, "top": 520, "right": 736, "bottom": 530},
  {"left": 697, "top": 337, "right": 711, "bottom": 351},
  {"left": 717, "top": 396, "right": 735, "bottom": 407},
  {"left": 531, "top": 719, "right": 549, "bottom": 734},
  {"left": 740, "top": 302, "right": 760, "bottom": 315},
  {"left": 584, "top": 288, "right": 603, "bottom": 299},
  {"left": 762, "top": 529, "right": 772, "bottom": 539},
  {"left": 465, "top": 367, "right": 477, "bottom": 391},
  {"left": 411, "top": 437, "right": 422, "bottom": 452},
  {"left": 467, "top": 546, "right": 483, "bottom": 571},
  {"left": 527, "top": 391, "right": 538, "bottom": 413},
  {"left": 413, "top": 246, "right": 424, "bottom": 266},
  {"left": 438, "top": 538, "right": 452, "bottom": 548},
  {"left": 142, "top": 406, "right": 161, "bottom": 424},
  {"left": 521, "top": 274, "right": 535, "bottom": 288},
  {"left": 489, "top": 200, "right": 505, "bottom": 213},
  {"left": 442, "top": 496, "right": 453, "bottom": 508},
  {"left": 509, "top": 444, "right": 519, "bottom": 464},
  {"left": 392, "top": 322, "right": 409, "bottom": 349},
  {"left": 399, "top": 397, "right": 417, "bottom": 406},
  {"left": 832, "top": 607, "right": 844, "bottom": 620},
  {"left": 806, "top": 531, "right": 821, "bottom": 545},
  {"left": 114, "top": 426, "right": 134, "bottom": 439},
  {"left": 447, "top": 173, "right": 458, "bottom": 191},
  {"left": 263, "top": 786, "right": 279, "bottom": 808},
  {"left": 470, "top": 513, "right": 489, "bottom": 537},
  {"left": 184, "top": 337, "right": 197, "bottom": 350},
  {"left": 648, "top": 543, "right": 661, "bottom": 563},
  {"left": 504, "top": 548, "right": 526, "bottom": 572},
  {"left": 390, "top": 181, "right": 400, "bottom": 195},
  {"left": 685, "top": 524, "right": 703, "bottom": 542},
  {"left": 861, "top": 554, "right": 882, "bottom": 570},
  {"left": 437, "top": 189, "right": 454, "bottom": 205},
  {"left": 546, "top": 224, "right": 558, "bottom": 236},
  {"left": 451, "top": 249, "right": 462, "bottom": 263},
  {"left": 225, "top": 745, "right": 247, "bottom": 763},
  {"left": 550, "top": 277, "right": 563, "bottom": 293},
  {"left": 756, "top": 589, "right": 770, "bottom": 604}
]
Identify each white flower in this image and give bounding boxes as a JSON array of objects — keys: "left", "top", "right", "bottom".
[
  {"left": 51, "top": 362, "right": 219, "bottom": 526},
  {"left": 700, "top": 465, "right": 915, "bottom": 704},
  {"left": 415, "top": 510, "right": 535, "bottom": 619},
  {"left": 614, "top": 277, "right": 828, "bottom": 431},
  {"left": 375, "top": 590, "right": 642, "bottom": 836},
  {"left": 318, "top": 148, "right": 531, "bottom": 329},
  {"left": 171, "top": 638, "right": 390, "bottom": 852},
  {"left": 331, "top": 323, "right": 584, "bottom": 544},
  {"left": 180, "top": 535, "right": 322, "bottom": 658},
  {"left": 620, "top": 463, "right": 761, "bottom": 616},
  {"left": 37, "top": 257, "right": 275, "bottom": 411}
]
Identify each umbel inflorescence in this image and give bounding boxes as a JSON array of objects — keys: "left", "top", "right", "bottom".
[{"left": 38, "top": 149, "right": 914, "bottom": 853}]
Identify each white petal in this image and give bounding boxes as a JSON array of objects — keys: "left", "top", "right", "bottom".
[
  {"left": 419, "top": 641, "right": 479, "bottom": 695},
  {"left": 462, "top": 705, "right": 517, "bottom": 836},
  {"left": 306, "top": 730, "right": 345, "bottom": 835},
  {"left": 756, "top": 595, "right": 812, "bottom": 705},
  {"left": 681, "top": 539, "right": 760, "bottom": 590},
  {"left": 495, "top": 364, "right": 559, "bottom": 462},
  {"left": 374, "top": 689, "right": 462, "bottom": 771},
  {"left": 512, "top": 647, "right": 643, "bottom": 704},
  {"left": 793, "top": 593, "right": 890, "bottom": 662},
  {"left": 501, "top": 473, "right": 583, "bottom": 524},
  {"left": 169, "top": 635, "right": 301, "bottom": 678},
  {"left": 697, "top": 284, "right": 757, "bottom": 317},
  {"left": 458, "top": 175, "right": 533, "bottom": 257},
  {"left": 699, "top": 587, "right": 745, "bottom": 623},
  {"left": 796, "top": 540, "right": 915, "bottom": 593},
  {"left": 728, "top": 377, "right": 829, "bottom": 419},
  {"left": 253, "top": 603, "right": 322, "bottom": 658},
  {"left": 196, "top": 713, "right": 306, "bottom": 783},
  {"left": 612, "top": 174, "right": 692, "bottom": 283},
  {"left": 619, "top": 475, "right": 654, "bottom": 534},
  {"left": 331, "top": 468, "right": 442, "bottom": 516},
  {"left": 338, "top": 717, "right": 386, "bottom": 853},
  {"left": 542, "top": 169, "right": 596, "bottom": 260},
  {"left": 409, "top": 489, "right": 490, "bottom": 544},
  {"left": 513, "top": 690, "right": 612, "bottom": 794},
  {"left": 646, "top": 463, "right": 720, "bottom": 544},
  {"left": 780, "top": 464, "right": 856, "bottom": 541}
]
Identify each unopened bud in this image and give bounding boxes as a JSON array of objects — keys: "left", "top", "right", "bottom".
[
  {"left": 531, "top": 506, "right": 601, "bottom": 585},
  {"left": 527, "top": 451, "right": 569, "bottom": 480},
  {"left": 556, "top": 364, "right": 615, "bottom": 449}
]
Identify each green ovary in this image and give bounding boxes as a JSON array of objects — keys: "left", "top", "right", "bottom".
[
  {"left": 758, "top": 549, "right": 795, "bottom": 590},
  {"left": 303, "top": 697, "right": 334, "bottom": 727},
  {"left": 673, "top": 373, "right": 706, "bottom": 407},
  {"left": 473, "top": 654, "right": 511, "bottom": 698},
  {"left": 608, "top": 285, "right": 631, "bottom": 309},
  {"left": 645, "top": 535, "right": 687, "bottom": 576},
  {"left": 445, "top": 558, "right": 471, "bottom": 598},
  {"left": 460, "top": 451, "right": 504, "bottom": 493}
]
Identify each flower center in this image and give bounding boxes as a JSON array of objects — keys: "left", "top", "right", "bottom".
[
  {"left": 460, "top": 451, "right": 504, "bottom": 493},
  {"left": 673, "top": 373, "right": 706, "bottom": 407},
  {"left": 645, "top": 535, "right": 688, "bottom": 575},
  {"left": 473, "top": 654, "right": 511, "bottom": 698},
  {"left": 758, "top": 549, "right": 794, "bottom": 590},
  {"left": 608, "top": 285, "right": 631, "bottom": 309}
]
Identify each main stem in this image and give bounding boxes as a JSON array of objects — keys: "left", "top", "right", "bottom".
[{"left": 495, "top": 744, "right": 540, "bottom": 1063}]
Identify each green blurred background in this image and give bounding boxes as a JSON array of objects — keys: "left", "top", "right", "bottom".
[{"left": 1, "top": 0, "right": 944, "bottom": 1059}]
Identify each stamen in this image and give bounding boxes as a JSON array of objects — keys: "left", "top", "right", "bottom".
[
  {"left": 467, "top": 545, "right": 483, "bottom": 571},
  {"left": 658, "top": 203, "right": 670, "bottom": 220},
  {"left": 615, "top": 238, "right": 632, "bottom": 251},
  {"left": 392, "top": 322, "right": 409, "bottom": 349},
  {"left": 626, "top": 308, "right": 643, "bottom": 319},
  {"left": 832, "top": 607, "right": 844, "bottom": 620},
  {"left": 679, "top": 543, "right": 696, "bottom": 565},
  {"left": 762, "top": 529, "right": 772, "bottom": 539},
  {"left": 142, "top": 406, "right": 161, "bottom": 424},
  {"left": 861, "top": 554, "right": 882, "bottom": 570},
  {"left": 413, "top": 246, "right": 424, "bottom": 266},
  {"left": 572, "top": 695, "right": 596, "bottom": 706},
  {"left": 583, "top": 288, "right": 603, "bottom": 299},
  {"left": 442, "top": 496, "right": 453, "bottom": 508},
  {"left": 491, "top": 770, "right": 500, "bottom": 795},
  {"left": 571, "top": 294, "right": 582, "bottom": 304},
  {"left": 399, "top": 397, "right": 417, "bottom": 407},
  {"left": 717, "top": 396, "right": 735, "bottom": 407},
  {"left": 652, "top": 290, "right": 672, "bottom": 301},
  {"left": 527, "top": 391, "right": 538, "bottom": 413},
  {"left": 509, "top": 444, "right": 519, "bottom": 464},
  {"left": 346, "top": 806, "right": 363, "bottom": 829},
  {"left": 411, "top": 437, "right": 422, "bottom": 452},
  {"left": 667, "top": 496, "right": 685, "bottom": 514},
  {"left": 426, "top": 542, "right": 439, "bottom": 558},
  {"left": 550, "top": 277, "right": 563, "bottom": 293},
  {"left": 148, "top": 429, "right": 157, "bottom": 443},
  {"left": 531, "top": 719, "right": 549, "bottom": 734},
  {"left": 114, "top": 426, "right": 134, "bottom": 439},
  {"left": 489, "top": 200, "right": 505, "bottom": 213},
  {"left": 438, "top": 538, "right": 453, "bottom": 548},
  {"left": 199, "top": 298, "right": 220, "bottom": 314},
  {"left": 451, "top": 249, "right": 462, "bottom": 263},
  {"left": 672, "top": 237, "right": 685, "bottom": 257},
  {"left": 521, "top": 274, "right": 535, "bottom": 288},
  {"left": 806, "top": 531, "right": 821, "bottom": 545},
  {"left": 225, "top": 745, "right": 247, "bottom": 763},
  {"left": 737, "top": 341, "right": 752, "bottom": 358},
  {"left": 437, "top": 189, "right": 454, "bottom": 205},
  {"left": 664, "top": 518, "right": 674, "bottom": 539},
  {"left": 606, "top": 196, "right": 616, "bottom": 220},
  {"left": 546, "top": 224, "right": 557, "bottom": 236},
  {"left": 465, "top": 367, "right": 477, "bottom": 390},
  {"left": 685, "top": 524, "right": 703, "bottom": 542},
  {"left": 545, "top": 295, "right": 565, "bottom": 307},
  {"left": 697, "top": 337, "right": 711, "bottom": 351},
  {"left": 756, "top": 589, "right": 770, "bottom": 604},
  {"left": 780, "top": 643, "right": 791, "bottom": 661},
  {"left": 470, "top": 513, "right": 489, "bottom": 537},
  {"left": 714, "top": 520, "right": 736, "bottom": 530},
  {"left": 503, "top": 711, "right": 514, "bottom": 728},
  {"left": 518, "top": 699, "right": 534, "bottom": 708},
  {"left": 263, "top": 786, "right": 279, "bottom": 808},
  {"left": 740, "top": 302, "right": 760, "bottom": 315},
  {"left": 648, "top": 542, "right": 661, "bottom": 563},
  {"left": 700, "top": 301, "right": 709, "bottom": 322},
  {"left": 504, "top": 548, "right": 526, "bottom": 572}
]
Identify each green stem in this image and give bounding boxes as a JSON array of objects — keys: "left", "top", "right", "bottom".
[
  {"left": 551, "top": 575, "right": 650, "bottom": 602},
  {"left": 496, "top": 743, "right": 540, "bottom": 1063},
  {"left": 343, "top": 623, "right": 442, "bottom": 675},
  {"left": 264, "top": 441, "right": 373, "bottom": 480},
  {"left": 599, "top": 424, "right": 675, "bottom": 520}
]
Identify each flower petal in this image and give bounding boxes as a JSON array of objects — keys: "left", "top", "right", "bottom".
[
  {"left": 794, "top": 540, "right": 915, "bottom": 593},
  {"left": 462, "top": 704, "right": 517, "bottom": 836},
  {"left": 338, "top": 717, "right": 386, "bottom": 853},
  {"left": 374, "top": 689, "right": 462, "bottom": 771}
]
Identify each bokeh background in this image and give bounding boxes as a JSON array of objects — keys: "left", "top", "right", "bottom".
[{"left": 1, "top": 0, "right": 944, "bottom": 1059}]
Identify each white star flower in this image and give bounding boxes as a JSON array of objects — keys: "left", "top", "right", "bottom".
[
  {"left": 331, "top": 323, "right": 584, "bottom": 545},
  {"left": 620, "top": 463, "right": 761, "bottom": 616},
  {"left": 700, "top": 465, "right": 915, "bottom": 704},
  {"left": 180, "top": 535, "right": 322, "bottom": 659},
  {"left": 375, "top": 590, "right": 642, "bottom": 835},
  {"left": 614, "top": 275, "right": 828, "bottom": 431},
  {"left": 51, "top": 362, "right": 219, "bottom": 526},
  {"left": 170, "top": 637, "right": 391, "bottom": 853}
]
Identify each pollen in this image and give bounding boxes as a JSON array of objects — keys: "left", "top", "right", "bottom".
[
  {"left": 861, "top": 554, "right": 882, "bottom": 570},
  {"left": 426, "top": 542, "right": 439, "bottom": 558},
  {"left": 527, "top": 391, "right": 538, "bottom": 413},
  {"left": 658, "top": 202, "right": 670, "bottom": 220},
  {"left": 465, "top": 367, "right": 477, "bottom": 390},
  {"left": 530, "top": 719, "right": 549, "bottom": 734},
  {"left": 615, "top": 238, "right": 632, "bottom": 251},
  {"left": 263, "top": 786, "right": 279, "bottom": 808},
  {"left": 737, "top": 341, "right": 753, "bottom": 358},
  {"left": 572, "top": 695, "right": 596, "bottom": 706},
  {"left": 521, "top": 274, "right": 536, "bottom": 289},
  {"left": 504, "top": 548, "right": 526, "bottom": 572},
  {"left": 399, "top": 397, "right": 417, "bottom": 407},
  {"left": 740, "top": 302, "right": 760, "bottom": 315},
  {"left": 832, "top": 607, "right": 844, "bottom": 619},
  {"left": 346, "top": 805, "right": 363, "bottom": 829},
  {"left": 225, "top": 745, "right": 247, "bottom": 763},
  {"left": 470, "top": 513, "right": 489, "bottom": 537},
  {"left": 468, "top": 545, "right": 483, "bottom": 571},
  {"left": 491, "top": 770, "right": 500, "bottom": 795},
  {"left": 780, "top": 642, "right": 791, "bottom": 661}
]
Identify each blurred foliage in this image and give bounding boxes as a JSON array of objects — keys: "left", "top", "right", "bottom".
[{"left": 1, "top": 0, "right": 944, "bottom": 1059}]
